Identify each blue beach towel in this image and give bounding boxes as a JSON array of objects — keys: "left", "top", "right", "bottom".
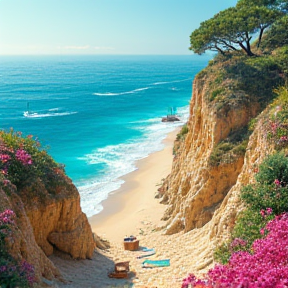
[
  {"left": 137, "top": 248, "right": 156, "bottom": 259},
  {"left": 142, "top": 259, "right": 170, "bottom": 268},
  {"left": 142, "top": 247, "right": 154, "bottom": 252}
]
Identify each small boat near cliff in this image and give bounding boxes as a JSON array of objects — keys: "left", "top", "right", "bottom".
[
  {"left": 161, "top": 106, "right": 180, "bottom": 122},
  {"left": 161, "top": 115, "right": 180, "bottom": 122}
]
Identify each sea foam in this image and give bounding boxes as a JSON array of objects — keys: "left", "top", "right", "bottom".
[{"left": 78, "top": 105, "right": 189, "bottom": 217}]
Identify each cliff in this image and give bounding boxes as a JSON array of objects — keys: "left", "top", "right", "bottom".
[
  {"left": 0, "top": 135, "right": 95, "bottom": 286},
  {"left": 18, "top": 174, "right": 94, "bottom": 260},
  {"left": 159, "top": 53, "right": 285, "bottom": 272}
]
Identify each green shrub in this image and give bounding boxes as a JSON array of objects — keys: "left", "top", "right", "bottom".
[
  {"left": 261, "top": 15, "right": 288, "bottom": 50},
  {"left": 241, "top": 153, "right": 288, "bottom": 215},
  {"left": 266, "top": 86, "right": 288, "bottom": 150},
  {"left": 210, "top": 88, "right": 225, "bottom": 102},
  {"left": 248, "top": 118, "right": 258, "bottom": 132},
  {"left": 214, "top": 152, "right": 288, "bottom": 263},
  {"left": 0, "top": 129, "right": 65, "bottom": 191},
  {"left": 213, "top": 241, "right": 231, "bottom": 264},
  {"left": 176, "top": 124, "right": 189, "bottom": 141},
  {"left": 209, "top": 127, "right": 249, "bottom": 166},
  {"left": 232, "top": 209, "right": 273, "bottom": 248},
  {"left": 255, "top": 151, "right": 288, "bottom": 185}
]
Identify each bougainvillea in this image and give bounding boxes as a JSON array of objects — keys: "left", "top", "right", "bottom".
[
  {"left": 0, "top": 209, "right": 15, "bottom": 226},
  {"left": 0, "top": 129, "right": 64, "bottom": 190},
  {"left": 182, "top": 213, "right": 288, "bottom": 288},
  {"left": 15, "top": 149, "right": 33, "bottom": 165},
  {"left": 266, "top": 86, "right": 288, "bottom": 150},
  {"left": 0, "top": 209, "right": 36, "bottom": 287}
]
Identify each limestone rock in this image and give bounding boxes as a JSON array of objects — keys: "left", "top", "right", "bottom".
[
  {"left": 161, "top": 72, "right": 260, "bottom": 234},
  {"left": 0, "top": 170, "right": 95, "bottom": 286},
  {"left": 93, "top": 233, "right": 111, "bottom": 250},
  {"left": 19, "top": 176, "right": 95, "bottom": 259},
  {"left": 0, "top": 185, "right": 60, "bottom": 284},
  {"left": 158, "top": 63, "right": 277, "bottom": 274}
]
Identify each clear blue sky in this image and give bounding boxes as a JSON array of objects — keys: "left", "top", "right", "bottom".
[{"left": 0, "top": 0, "right": 238, "bottom": 55}]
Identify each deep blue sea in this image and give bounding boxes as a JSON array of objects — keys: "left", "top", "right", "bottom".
[{"left": 0, "top": 55, "right": 209, "bottom": 216}]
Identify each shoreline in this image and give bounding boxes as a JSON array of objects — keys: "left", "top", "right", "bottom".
[
  {"left": 89, "top": 127, "right": 180, "bottom": 242},
  {"left": 52, "top": 125, "right": 212, "bottom": 288}
]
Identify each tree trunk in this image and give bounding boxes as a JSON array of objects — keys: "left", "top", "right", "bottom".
[
  {"left": 238, "top": 42, "right": 252, "bottom": 56},
  {"left": 221, "top": 40, "right": 238, "bottom": 51},
  {"left": 245, "top": 34, "right": 254, "bottom": 56},
  {"left": 257, "top": 28, "right": 265, "bottom": 48},
  {"left": 215, "top": 45, "right": 225, "bottom": 55}
]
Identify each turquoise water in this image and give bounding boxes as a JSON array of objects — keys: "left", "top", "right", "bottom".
[{"left": 0, "top": 55, "right": 209, "bottom": 216}]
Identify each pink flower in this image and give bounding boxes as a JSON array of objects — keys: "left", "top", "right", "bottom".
[
  {"left": 2, "top": 179, "right": 10, "bottom": 186},
  {"left": 260, "top": 209, "right": 266, "bottom": 217},
  {"left": 0, "top": 154, "right": 11, "bottom": 163},
  {"left": 270, "top": 122, "right": 278, "bottom": 134},
  {"left": 231, "top": 238, "right": 247, "bottom": 249},
  {"left": 15, "top": 149, "right": 32, "bottom": 165},
  {"left": 185, "top": 213, "right": 288, "bottom": 287},
  {"left": 0, "top": 209, "right": 15, "bottom": 225},
  {"left": 1, "top": 168, "right": 8, "bottom": 175},
  {"left": 266, "top": 208, "right": 273, "bottom": 215},
  {"left": 274, "top": 179, "right": 281, "bottom": 186}
]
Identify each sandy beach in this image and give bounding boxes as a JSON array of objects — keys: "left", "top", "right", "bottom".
[
  {"left": 50, "top": 127, "right": 211, "bottom": 288},
  {"left": 88, "top": 128, "right": 179, "bottom": 243}
]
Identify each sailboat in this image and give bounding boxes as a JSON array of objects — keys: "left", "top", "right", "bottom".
[
  {"left": 161, "top": 106, "right": 180, "bottom": 122},
  {"left": 24, "top": 102, "right": 36, "bottom": 117}
]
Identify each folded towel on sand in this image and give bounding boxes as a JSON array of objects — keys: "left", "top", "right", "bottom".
[
  {"left": 142, "top": 247, "right": 154, "bottom": 252},
  {"left": 137, "top": 248, "right": 156, "bottom": 259},
  {"left": 142, "top": 259, "right": 170, "bottom": 268}
]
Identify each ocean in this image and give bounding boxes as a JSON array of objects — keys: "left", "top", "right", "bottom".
[{"left": 0, "top": 55, "right": 209, "bottom": 217}]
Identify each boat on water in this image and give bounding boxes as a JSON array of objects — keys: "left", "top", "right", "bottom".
[
  {"left": 161, "top": 106, "right": 180, "bottom": 122},
  {"left": 23, "top": 111, "right": 37, "bottom": 117},
  {"left": 23, "top": 102, "right": 37, "bottom": 117}
]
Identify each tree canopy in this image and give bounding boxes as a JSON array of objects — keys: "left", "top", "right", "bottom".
[{"left": 189, "top": 0, "right": 286, "bottom": 56}]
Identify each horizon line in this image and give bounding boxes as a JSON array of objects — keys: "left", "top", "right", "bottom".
[{"left": 0, "top": 53, "right": 214, "bottom": 57}]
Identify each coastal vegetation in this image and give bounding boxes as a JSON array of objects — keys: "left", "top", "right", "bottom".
[
  {"left": 192, "top": 0, "right": 288, "bottom": 169},
  {"left": 1, "top": 0, "right": 288, "bottom": 287},
  {"left": 189, "top": 0, "right": 287, "bottom": 56},
  {"left": 0, "top": 130, "right": 69, "bottom": 287},
  {"left": 0, "top": 129, "right": 66, "bottom": 193},
  {"left": 208, "top": 126, "right": 249, "bottom": 166},
  {"left": 0, "top": 209, "right": 35, "bottom": 287},
  {"left": 173, "top": 124, "right": 189, "bottom": 156},
  {"left": 181, "top": 0, "right": 288, "bottom": 286},
  {"left": 182, "top": 76, "right": 288, "bottom": 288}
]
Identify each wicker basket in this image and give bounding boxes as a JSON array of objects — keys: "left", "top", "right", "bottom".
[
  {"left": 123, "top": 240, "right": 139, "bottom": 251},
  {"left": 115, "top": 261, "right": 130, "bottom": 272}
]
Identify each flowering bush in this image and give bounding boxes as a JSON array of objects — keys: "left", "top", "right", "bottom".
[
  {"left": 0, "top": 209, "right": 36, "bottom": 287},
  {"left": 15, "top": 149, "right": 33, "bottom": 165},
  {"left": 186, "top": 149, "right": 288, "bottom": 286},
  {"left": 214, "top": 153, "right": 288, "bottom": 264},
  {"left": 0, "top": 129, "right": 64, "bottom": 191},
  {"left": 241, "top": 152, "right": 288, "bottom": 215},
  {"left": 183, "top": 214, "right": 288, "bottom": 288},
  {"left": 267, "top": 86, "right": 288, "bottom": 150},
  {"left": 214, "top": 208, "right": 273, "bottom": 264}
]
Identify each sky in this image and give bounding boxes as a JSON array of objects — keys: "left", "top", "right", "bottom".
[{"left": 0, "top": 0, "right": 238, "bottom": 55}]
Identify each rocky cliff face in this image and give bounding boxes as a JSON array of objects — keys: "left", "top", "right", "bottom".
[
  {"left": 0, "top": 171, "right": 95, "bottom": 286},
  {"left": 0, "top": 184, "right": 60, "bottom": 284},
  {"left": 161, "top": 70, "right": 260, "bottom": 235},
  {"left": 159, "top": 57, "right": 281, "bottom": 271},
  {"left": 18, "top": 175, "right": 94, "bottom": 260}
]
